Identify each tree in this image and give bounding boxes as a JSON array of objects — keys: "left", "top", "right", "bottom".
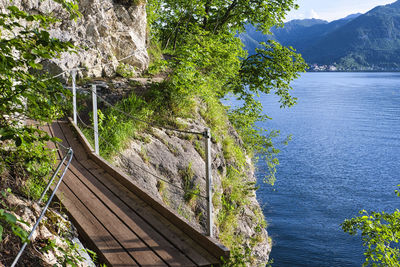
[
  {"left": 147, "top": 0, "right": 307, "bottom": 183},
  {"left": 149, "top": 0, "right": 298, "bottom": 47},
  {"left": 146, "top": 1, "right": 306, "bottom": 264},
  {"left": 341, "top": 188, "right": 400, "bottom": 266}
]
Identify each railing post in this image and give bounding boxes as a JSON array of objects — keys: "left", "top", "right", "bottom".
[
  {"left": 71, "top": 70, "right": 77, "bottom": 125},
  {"left": 204, "top": 128, "right": 213, "bottom": 237},
  {"left": 92, "top": 84, "right": 99, "bottom": 155}
]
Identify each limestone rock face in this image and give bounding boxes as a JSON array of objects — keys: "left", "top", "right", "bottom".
[
  {"left": 108, "top": 94, "right": 271, "bottom": 266},
  {"left": 113, "top": 118, "right": 218, "bottom": 234},
  {"left": 0, "top": 0, "right": 149, "bottom": 77}
]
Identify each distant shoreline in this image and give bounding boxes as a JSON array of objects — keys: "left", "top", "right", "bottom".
[{"left": 306, "top": 70, "right": 400, "bottom": 73}]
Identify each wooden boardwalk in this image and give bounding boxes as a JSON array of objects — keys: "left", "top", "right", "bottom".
[{"left": 43, "top": 120, "right": 228, "bottom": 267}]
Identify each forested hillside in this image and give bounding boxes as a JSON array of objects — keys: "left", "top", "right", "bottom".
[
  {"left": 304, "top": 0, "right": 400, "bottom": 70},
  {"left": 242, "top": 0, "right": 400, "bottom": 71}
]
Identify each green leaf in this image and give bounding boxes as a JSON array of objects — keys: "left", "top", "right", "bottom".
[
  {"left": 3, "top": 212, "right": 17, "bottom": 224},
  {"left": 11, "top": 225, "right": 29, "bottom": 243}
]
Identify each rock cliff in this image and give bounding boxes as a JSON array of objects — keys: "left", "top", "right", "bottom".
[
  {"left": 0, "top": 0, "right": 149, "bottom": 77},
  {"left": 114, "top": 116, "right": 272, "bottom": 265},
  {"left": 0, "top": 189, "right": 95, "bottom": 266},
  {"left": 93, "top": 84, "right": 272, "bottom": 265}
]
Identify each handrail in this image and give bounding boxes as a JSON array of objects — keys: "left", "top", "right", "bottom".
[
  {"left": 76, "top": 113, "right": 208, "bottom": 199},
  {"left": 68, "top": 118, "right": 229, "bottom": 259},
  {"left": 71, "top": 79, "right": 214, "bottom": 237},
  {"left": 11, "top": 146, "right": 74, "bottom": 267}
]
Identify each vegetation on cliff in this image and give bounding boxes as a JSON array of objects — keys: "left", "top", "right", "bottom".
[
  {"left": 146, "top": 0, "right": 306, "bottom": 184},
  {"left": 0, "top": 0, "right": 307, "bottom": 265},
  {"left": 88, "top": 0, "right": 306, "bottom": 265},
  {"left": 0, "top": 1, "right": 98, "bottom": 266}
]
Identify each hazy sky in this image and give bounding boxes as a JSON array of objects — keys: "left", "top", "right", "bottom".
[{"left": 286, "top": 0, "right": 397, "bottom": 21}]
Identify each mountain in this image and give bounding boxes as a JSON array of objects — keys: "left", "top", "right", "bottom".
[
  {"left": 241, "top": 14, "right": 361, "bottom": 57},
  {"left": 240, "top": 19, "right": 327, "bottom": 52},
  {"left": 302, "top": 1, "right": 400, "bottom": 70},
  {"left": 271, "top": 16, "right": 358, "bottom": 53},
  {"left": 242, "top": 0, "right": 400, "bottom": 71},
  {"left": 240, "top": 25, "right": 268, "bottom": 53},
  {"left": 342, "top": 13, "right": 363, "bottom": 21}
]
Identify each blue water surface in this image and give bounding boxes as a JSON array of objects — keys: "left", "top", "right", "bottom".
[{"left": 255, "top": 73, "right": 400, "bottom": 266}]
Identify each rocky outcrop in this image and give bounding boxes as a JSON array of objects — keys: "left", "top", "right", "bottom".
[
  {"left": 114, "top": 117, "right": 218, "bottom": 233},
  {"left": 0, "top": 194, "right": 94, "bottom": 267},
  {"left": 108, "top": 96, "right": 271, "bottom": 265},
  {"left": 0, "top": 0, "right": 149, "bottom": 77}
]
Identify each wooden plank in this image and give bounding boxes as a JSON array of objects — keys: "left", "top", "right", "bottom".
[
  {"left": 63, "top": 165, "right": 167, "bottom": 266},
  {"left": 50, "top": 122, "right": 166, "bottom": 266},
  {"left": 59, "top": 120, "right": 221, "bottom": 265},
  {"left": 51, "top": 121, "right": 89, "bottom": 161},
  {"left": 56, "top": 179, "right": 139, "bottom": 266},
  {"left": 67, "top": 117, "right": 229, "bottom": 261},
  {"left": 68, "top": 160, "right": 196, "bottom": 266},
  {"left": 47, "top": 123, "right": 140, "bottom": 266},
  {"left": 36, "top": 123, "right": 61, "bottom": 161},
  {"left": 83, "top": 160, "right": 220, "bottom": 266},
  {"left": 53, "top": 119, "right": 228, "bottom": 265},
  {"left": 57, "top": 122, "right": 197, "bottom": 266}
]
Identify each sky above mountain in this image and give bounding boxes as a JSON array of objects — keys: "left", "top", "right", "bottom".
[{"left": 286, "top": 0, "right": 396, "bottom": 22}]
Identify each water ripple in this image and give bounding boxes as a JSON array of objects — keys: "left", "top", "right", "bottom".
[{"left": 256, "top": 72, "right": 400, "bottom": 266}]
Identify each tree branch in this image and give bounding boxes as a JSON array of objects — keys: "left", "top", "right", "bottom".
[
  {"left": 213, "top": 0, "right": 238, "bottom": 32},
  {"left": 203, "top": 0, "right": 211, "bottom": 29}
]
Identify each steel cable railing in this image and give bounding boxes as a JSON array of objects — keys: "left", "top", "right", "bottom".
[
  {"left": 75, "top": 113, "right": 208, "bottom": 200},
  {"left": 11, "top": 145, "right": 74, "bottom": 267},
  {"left": 89, "top": 88, "right": 204, "bottom": 136},
  {"left": 70, "top": 76, "right": 214, "bottom": 237}
]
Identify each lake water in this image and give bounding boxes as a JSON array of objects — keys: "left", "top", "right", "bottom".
[{"left": 255, "top": 72, "right": 400, "bottom": 266}]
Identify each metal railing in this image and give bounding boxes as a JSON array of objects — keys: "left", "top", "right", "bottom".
[
  {"left": 11, "top": 145, "right": 74, "bottom": 267},
  {"left": 71, "top": 74, "right": 214, "bottom": 237}
]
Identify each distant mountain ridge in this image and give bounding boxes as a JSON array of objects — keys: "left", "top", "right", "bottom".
[
  {"left": 272, "top": 14, "right": 360, "bottom": 53},
  {"left": 241, "top": 0, "right": 400, "bottom": 71}
]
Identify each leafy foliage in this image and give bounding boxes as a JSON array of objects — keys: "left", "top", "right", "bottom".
[
  {"left": 146, "top": 0, "right": 306, "bottom": 263},
  {"left": 0, "top": 6, "right": 78, "bottom": 249},
  {"left": 0, "top": 189, "right": 29, "bottom": 244},
  {"left": 237, "top": 40, "right": 305, "bottom": 108},
  {"left": 148, "top": 0, "right": 298, "bottom": 48},
  {"left": 0, "top": 2, "right": 79, "bottom": 160},
  {"left": 0, "top": 0, "right": 83, "bottom": 264},
  {"left": 0, "top": 209, "right": 29, "bottom": 243},
  {"left": 342, "top": 187, "right": 400, "bottom": 266}
]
